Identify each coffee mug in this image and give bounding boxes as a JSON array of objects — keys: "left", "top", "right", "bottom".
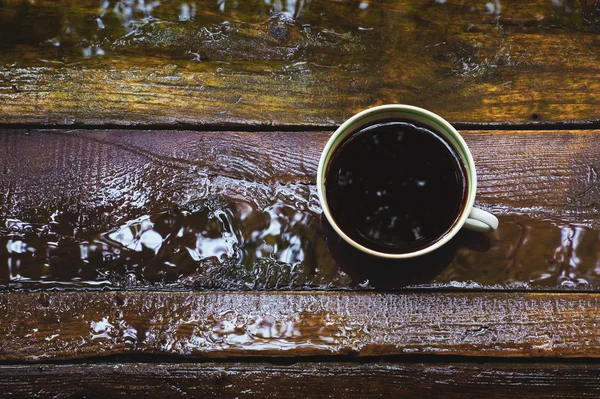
[{"left": 317, "top": 104, "right": 498, "bottom": 259}]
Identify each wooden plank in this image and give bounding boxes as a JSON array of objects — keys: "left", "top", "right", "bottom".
[
  {"left": 2, "top": 129, "right": 600, "bottom": 290},
  {"left": 1, "top": 129, "right": 598, "bottom": 229},
  {"left": 3, "top": 291, "right": 600, "bottom": 361},
  {"left": 1, "top": 0, "right": 600, "bottom": 126},
  {"left": 1, "top": 362, "right": 600, "bottom": 398}
]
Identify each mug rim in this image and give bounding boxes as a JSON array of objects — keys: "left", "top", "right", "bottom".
[{"left": 317, "top": 104, "right": 477, "bottom": 259}]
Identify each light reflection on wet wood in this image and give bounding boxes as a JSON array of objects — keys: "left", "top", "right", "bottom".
[
  {"left": 2, "top": 129, "right": 600, "bottom": 290},
  {"left": 3, "top": 291, "right": 600, "bottom": 361},
  {"left": 2, "top": 129, "right": 599, "bottom": 228}
]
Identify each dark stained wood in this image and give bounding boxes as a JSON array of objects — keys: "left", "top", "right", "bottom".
[
  {"left": 0, "top": 129, "right": 322, "bottom": 225},
  {"left": 1, "top": 0, "right": 600, "bottom": 126},
  {"left": 2, "top": 362, "right": 600, "bottom": 398},
  {"left": 2, "top": 129, "right": 600, "bottom": 229},
  {"left": 3, "top": 129, "right": 600, "bottom": 290},
  {"left": 3, "top": 291, "right": 600, "bottom": 361}
]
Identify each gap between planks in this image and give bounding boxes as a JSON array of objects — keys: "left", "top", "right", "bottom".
[{"left": 2, "top": 121, "right": 600, "bottom": 132}]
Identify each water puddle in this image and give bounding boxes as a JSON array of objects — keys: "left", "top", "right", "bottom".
[
  {"left": 0, "top": 198, "right": 330, "bottom": 289},
  {"left": 2, "top": 196, "right": 600, "bottom": 291}
]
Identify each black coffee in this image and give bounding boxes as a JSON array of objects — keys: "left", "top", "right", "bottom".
[{"left": 325, "top": 120, "right": 467, "bottom": 254}]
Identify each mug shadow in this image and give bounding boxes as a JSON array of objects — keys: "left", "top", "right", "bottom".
[{"left": 321, "top": 214, "right": 491, "bottom": 289}]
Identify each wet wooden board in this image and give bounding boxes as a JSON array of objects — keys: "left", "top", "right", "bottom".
[
  {"left": 2, "top": 128, "right": 600, "bottom": 291},
  {"left": 2, "top": 362, "right": 600, "bottom": 398},
  {"left": 1, "top": 0, "right": 600, "bottom": 126},
  {"left": 2, "top": 128, "right": 599, "bottom": 229},
  {"left": 3, "top": 291, "right": 600, "bottom": 361}
]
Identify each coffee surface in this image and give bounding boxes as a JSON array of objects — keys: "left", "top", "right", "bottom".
[{"left": 325, "top": 120, "right": 468, "bottom": 253}]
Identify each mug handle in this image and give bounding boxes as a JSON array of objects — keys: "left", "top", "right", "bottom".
[{"left": 463, "top": 208, "right": 499, "bottom": 233}]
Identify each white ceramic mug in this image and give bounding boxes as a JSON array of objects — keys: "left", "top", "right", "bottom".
[{"left": 317, "top": 104, "right": 498, "bottom": 259}]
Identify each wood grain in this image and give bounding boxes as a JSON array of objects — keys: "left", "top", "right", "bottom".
[
  {"left": 3, "top": 129, "right": 600, "bottom": 290},
  {"left": 3, "top": 291, "right": 600, "bottom": 361},
  {"left": 1, "top": 129, "right": 599, "bottom": 230},
  {"left": 0, "top": 129, "right": 324, "bottom": 234},
  {"left": 2, "top": 362, "right": 600, "bottom": 398},
  {"left": 1, "top": 0, "right": 600, "bottom": 126}
]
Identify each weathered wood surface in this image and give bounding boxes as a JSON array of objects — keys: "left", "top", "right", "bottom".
[
  {"left": 3, "top": 291, "right": 600, "bottom": 361},
  {"left": 3, "top": 128, "right": 600, "bottom": 227},
  {"left": 2, "top": 128, "right": 600, "bottom": 290},
  {"left": 2, "top": 362, "right": 600, "bottom": 398},
  {"left": 1, "top": 0, "right": 600, "bottom": 126}
]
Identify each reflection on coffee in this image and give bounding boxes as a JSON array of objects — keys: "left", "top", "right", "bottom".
[{"left": 325, "top": 120, "right": 468, "bottom": 254}]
